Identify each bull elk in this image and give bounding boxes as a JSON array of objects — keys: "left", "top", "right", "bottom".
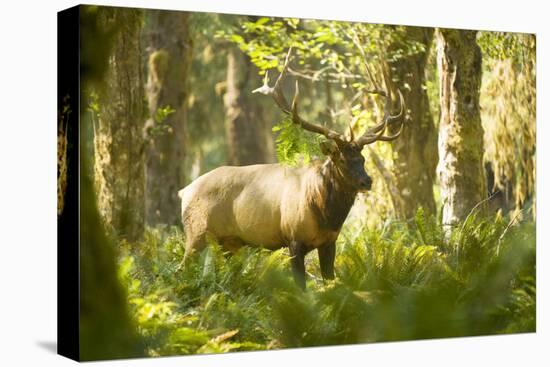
[{"left": 178, "top": 50, "right": 405, "bottom": 289}]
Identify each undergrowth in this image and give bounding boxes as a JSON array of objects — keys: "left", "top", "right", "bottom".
[{"left": 117, "top": 209, "right": 535, "bottom": 356}]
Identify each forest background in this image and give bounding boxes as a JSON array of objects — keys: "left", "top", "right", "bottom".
[
  {"left": 1, "top": 1, "right": 548, "bottom": 367},
  {"left": 54, "top": 5, "right": 539, "bottom": 360}
]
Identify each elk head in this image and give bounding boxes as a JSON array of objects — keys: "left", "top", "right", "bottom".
[{"left": 253, "top": 48, "right": 405, "bottom": 192}]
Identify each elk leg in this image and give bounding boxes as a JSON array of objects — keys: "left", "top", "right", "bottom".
[
  {"left": 289, "top": 241, "right": 307, "bottom": 290},
  {"left": 177, "top": 232, "right": 206, "bottom": 271},
  {"left": 318, "top": 242, "right": 336, "bottom": 280}
]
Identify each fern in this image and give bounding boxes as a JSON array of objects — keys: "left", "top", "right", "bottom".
[
  {"left": 272, "top": 117, "right": 323, "bottom": 165},
  {"left": 117, "top": 213, "right": 535, "bottom": 355}
]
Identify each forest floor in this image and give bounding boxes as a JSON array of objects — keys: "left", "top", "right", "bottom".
[{"left": 117, "top": 210, "right": 535, "bottom": 356}]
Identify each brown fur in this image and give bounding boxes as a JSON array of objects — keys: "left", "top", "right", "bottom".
[
  {"left": 306, "top": 160, "right": 358, "bottom": 232},
  {"left": 178, "top": 155, "right": 366, "bottom": 290},
  {"left": 179, "top": 159, "right": 358, "bottom": 255}
]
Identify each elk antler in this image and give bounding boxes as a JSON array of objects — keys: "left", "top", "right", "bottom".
[
  {"left": 253, "top": 48, "right": 347, "bottom": 143},
  {"left": 253, "top": 48, "right": 406, "bottom": 149},
  {"left": 354, "top": 89, "right": 405, "bottom": 147}
]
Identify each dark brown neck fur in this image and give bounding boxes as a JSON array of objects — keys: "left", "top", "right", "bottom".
[{"left": 307, "top": 159, "right": 358, "bottom": 231}]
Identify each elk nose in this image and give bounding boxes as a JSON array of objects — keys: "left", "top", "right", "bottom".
[
  {"left": 359, "top": 177, "right": 372, "bottom": 190},
  {"left": 365, "top": 179, "right": 372, "bottom": 190}
]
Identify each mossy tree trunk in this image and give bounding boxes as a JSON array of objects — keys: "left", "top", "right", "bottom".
[
  {"left": 223, "top": 47, "right": 275, "bottom": 165},
  {"left": 388, "top": 27, "right": 437, "bottom": 219},
  {"left": 80, "top": 6, "right": 144, "bottom": 359},
  {"left": 144, "top": 10, "right": 192, "bottom": 225},
  {"left": 80, "top": 156, "right": 143, "bottom": 360},
  {"left": 436, "top": 29, "right": 486, "bottom": 227},
  {"left": 93, "top": 8, "right": 145, "bottom": 241}
]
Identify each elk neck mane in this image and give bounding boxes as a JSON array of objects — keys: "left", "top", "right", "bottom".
[{"left": 305, "top": 159, "right": 358, "bottom": 231}]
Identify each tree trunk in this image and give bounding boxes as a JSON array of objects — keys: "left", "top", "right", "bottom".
[
  {"left": 93, "top": 8, "right": 145, "bottom": 241},
  {"left": 223, "top": 48, "right": 275, "bottom": 165},
  {"left": 79, "top": 6, "right": 144, "bottom": 359},
  {"left": 144, "top": 10, "right": 192, "bottom": 226},
  {"left": 81, "top": 151, "right": 143, "bottom": 360},
  {"left": 436, "top": 29, "right": 486, "bottom": 227},
  {"left": 388, "top": 27, "right": 437, "bottom": 219}
]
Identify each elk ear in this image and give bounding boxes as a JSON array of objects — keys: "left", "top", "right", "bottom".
[{"left": 319, "top": 139, "right": 339, "bottom": 157}]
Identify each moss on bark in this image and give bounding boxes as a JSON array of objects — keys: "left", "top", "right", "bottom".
[
  {"left": 144, "top": 10, "right": 192, "bottom": 226},
  {"left": 436, "top": 29, "right": 487, "bottom": 227},
  {"left": 388, "top": 26, "right": 438, "bottom": 219},
  {"left": 93, "top": 7, "right": 145, "bottom": 241}
]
